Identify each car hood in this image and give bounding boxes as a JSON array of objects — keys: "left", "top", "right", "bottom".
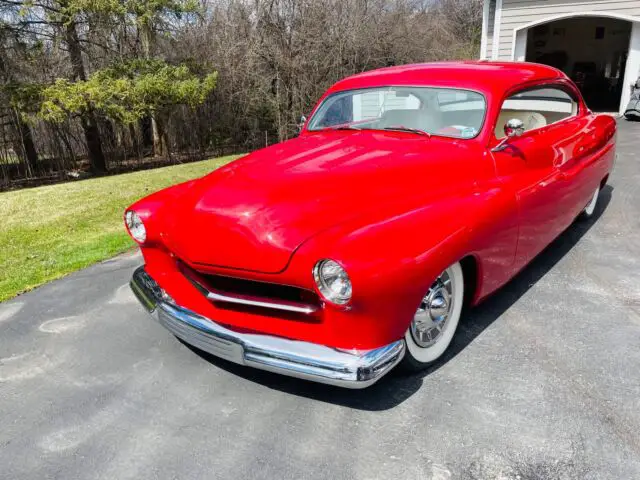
[{"left": 161, "top": 131, "right": 477, "bottom": 273}]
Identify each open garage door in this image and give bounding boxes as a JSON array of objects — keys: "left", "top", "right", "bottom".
[
  {"left": 513, "top": 14, "right": 640, "bottom": 115},
  {"left": 525, "top": 17, "right": 631, "bottom": 112}
]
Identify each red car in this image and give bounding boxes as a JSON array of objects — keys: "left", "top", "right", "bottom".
[{"left": 127, "top": 62, "right": 616, "bottom": 388}]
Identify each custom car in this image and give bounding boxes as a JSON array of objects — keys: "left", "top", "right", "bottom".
[{"left": 127, "top": 62, "right": 616, "bottom": 388}]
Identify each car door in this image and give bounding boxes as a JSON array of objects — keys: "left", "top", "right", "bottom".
[{"left": 490, "top": 85, "right": 582, "bottom": 271}]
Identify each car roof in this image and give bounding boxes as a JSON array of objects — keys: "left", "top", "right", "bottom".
[{"left": 327, "top": 61, "right": 568, "bottom": 96}]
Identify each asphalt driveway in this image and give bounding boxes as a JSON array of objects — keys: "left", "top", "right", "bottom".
[{"left": 1, "top": 121, "right": 639, "bottom": 480}]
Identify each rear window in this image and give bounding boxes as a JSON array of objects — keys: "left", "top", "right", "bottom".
[{"left": 503, "top": 88, "right": 576, "bottom": 114}]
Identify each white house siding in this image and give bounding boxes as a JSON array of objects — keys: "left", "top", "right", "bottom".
[
  {"left": 355, "top": 91, "right": 421, "bottom": 120},
  {"left": 360, "top": 92, "right": 383, "bottom": 119},
  {"left": 496, "top": 0, "right": 640, "bottom": 59}
]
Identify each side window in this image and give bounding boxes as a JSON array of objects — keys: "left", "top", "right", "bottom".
[{"left": 496, "top": 87, "right": 578, "bottom": 138}]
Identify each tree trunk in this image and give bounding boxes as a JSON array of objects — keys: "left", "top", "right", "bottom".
[
  {"left": 140, "top": 21, "right": 164, "bottom": 158},
  {"left": 65, "top": 21, "right": 107, "bottom": 174},
  {"left": 11, "top": 109, "right": 38, "bottom": 174},
  {"left": 0, "top": 46, "right": 39, "bottom": 173},
  {"left": 81, "top": 114, "right": 107, "bottom": 174},
  {"left": 151, "top": 115, "right": 164, "bottom": 157},
  {"left": 128, "top": 123, "right": 141, "bottom": 158},
  {"left": 153, "top": 114, "right": 170, "bottom": 160}
]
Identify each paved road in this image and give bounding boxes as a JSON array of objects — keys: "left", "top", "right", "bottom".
[{"left": 1, "top": 121, "right": 639, "bottom": 480}]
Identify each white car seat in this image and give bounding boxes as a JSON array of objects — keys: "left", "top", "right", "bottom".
[{"left": 379, "top": 108, "right": 444, "bottom": 132}]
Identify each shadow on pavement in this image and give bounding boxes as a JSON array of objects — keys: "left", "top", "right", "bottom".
[{"left": 188, "top": 185, "right": 613, "bottom": 411}]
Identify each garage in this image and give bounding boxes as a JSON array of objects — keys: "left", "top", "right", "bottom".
[
  {"left": 481, "top": 0, "right": 640, "bottom": 115},
  {"left": 525, "top": 16, "right": 631, "bottom": 111}
]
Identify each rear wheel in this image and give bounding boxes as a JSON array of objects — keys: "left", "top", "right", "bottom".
[{"left": 402, "top": 262, "right": 464, "bottom": 371}]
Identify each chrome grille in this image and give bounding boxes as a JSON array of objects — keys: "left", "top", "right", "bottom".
[{"left": 178, "top": 262, "right": 321, "bottom": 315}]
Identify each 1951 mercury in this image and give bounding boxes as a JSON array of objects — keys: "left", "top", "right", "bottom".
[{"left": 126, "top": 62, "right": 616, "bottom": 388}]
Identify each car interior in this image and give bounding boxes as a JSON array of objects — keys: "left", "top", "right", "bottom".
[
  {"left": 309, "top": 87, "right": 486, "bottom": 138},
  {"left": 495, "top": 87, "right": 578, "bottom": 138},
  {"left": 494, "top": 110, "right": 547, "bottom": 138},
  {"left": 377, "top": 108, "right": 445, "bottom": 132}
]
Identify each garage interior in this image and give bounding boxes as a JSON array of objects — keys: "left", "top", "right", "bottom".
[{"left": 525, "top": 16, "right": 632, "bottom": 112}]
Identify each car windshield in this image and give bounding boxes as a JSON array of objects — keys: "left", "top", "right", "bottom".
[{"left": 307, "top": 86, "right": 486, "bottom": 139}]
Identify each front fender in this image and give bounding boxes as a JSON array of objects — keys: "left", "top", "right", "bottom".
[
  {"left": 291, "top": 185, "right": 518, "bottom": 344},
  {"left": 125, "top": 180, "right": 198, "bottom": 246}
]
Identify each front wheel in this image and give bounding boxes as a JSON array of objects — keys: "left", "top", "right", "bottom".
[{"left": 402, "top": 262, "right": 464, "bottom": 371}]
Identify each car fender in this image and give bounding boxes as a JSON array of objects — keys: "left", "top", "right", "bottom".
[
  {"left": 291, "top": 184, "right": 519, "bottom": 338},
  {"left": 126, "top": 180, "right": 198, "bottom": 246}
]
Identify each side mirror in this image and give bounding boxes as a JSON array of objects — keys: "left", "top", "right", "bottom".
[
  {"left": 504, "top": 118, "right": 525, "bottom": 138},
  {"left": 298, "top": 115, "right": 307, "bottom": 134},
  {"left": 492, "top": 118, "right": 525, "bottom": 152}
]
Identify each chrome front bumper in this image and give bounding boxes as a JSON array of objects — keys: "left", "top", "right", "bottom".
[{"left": 130, "top": 267, "right": 405, "bottom": 388}]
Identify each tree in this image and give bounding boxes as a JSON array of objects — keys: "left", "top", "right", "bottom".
[
  {"left": 0, "top": 0, "right": 109, "bottom": 173},
  {"left": 0, "top": 0, "right": 483, "bottom": 187},
  {"left": 0, "top": 28, "right": 39, "bottom": 173},
  {"left": 76, "top": 0, "right": 203, "bottom": 157},
  {"left": 63, "top": 14, "right": 107, "bottom": 173},
  {"left": 125, "top": 0, "right": 200, "bottom": 156},
  {"left": 36, "top": 59, "right": 218, "bottom": 150}
]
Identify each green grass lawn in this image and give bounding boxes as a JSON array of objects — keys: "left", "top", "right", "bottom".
[{"left": 0, "top": 155, "right": 238, "bottom": 302}]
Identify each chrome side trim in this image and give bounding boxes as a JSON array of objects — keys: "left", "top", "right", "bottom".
[{"left": 130, "top": 266, "right": 405, "bottom": 388}]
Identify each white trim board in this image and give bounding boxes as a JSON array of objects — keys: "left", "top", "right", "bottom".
[
  {"left": 492, "top": 0, "right": 503, "bottom": 60},
  {"left": 481, "top": 0, "right": 490, "bottom": 59}
]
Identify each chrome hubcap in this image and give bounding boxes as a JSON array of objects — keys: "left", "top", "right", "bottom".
[{"left": 410, "top": 270, "right": 454, "bottom": 348}]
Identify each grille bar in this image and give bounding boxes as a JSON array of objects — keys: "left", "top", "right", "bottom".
[
  {"left": 205, "top": 289, "right": 319, "bottom": 314},
  {"left": 178, "top": 262, "right": 320, "bottom": 315}
]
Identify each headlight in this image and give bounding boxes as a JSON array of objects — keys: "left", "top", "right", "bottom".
[
  {"left": 125, "top": 210, "right": 146, "bottom": 243},
  {"left": 313, "top": 259, "right": 352, "bottom": 305}
]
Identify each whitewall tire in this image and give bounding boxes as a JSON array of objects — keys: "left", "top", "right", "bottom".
[
  {"left": 402, "top": 262, "right": 464, "bottom": 371},
  {"left": 582, "top": 186, "right": 600, "bottom": 218}
]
